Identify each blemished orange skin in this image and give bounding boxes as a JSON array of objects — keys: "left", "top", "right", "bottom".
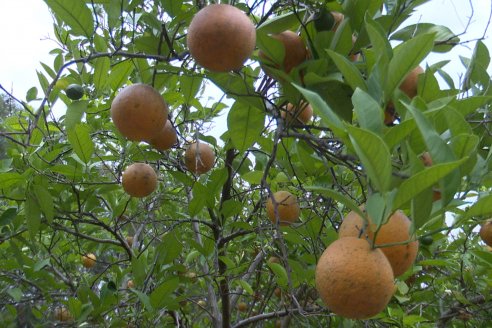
[
  {"left": 479, "top": 220, "right": 492, "bottom": 247},
  {"left": 122, "top": 163, "right": 158, "bottom": 198},
  {"left": 281, "top": 102, "right": 313, "bottom": 126},
  {"left": 187, "top": 4, "right": 256, "bottom": 72},
  {"left": 81, "top": 253, "right": 96, "bottom": 269},
  {"left": 149, "top": 120, "right": 177, "bottom": 151},
  {"left": 315, "top": 237, "right": 395, "bottom": 319},
  {"left": 400, "top": 66, "right": 424, "bottom": 98},
  {"left": 259, "top": 31, "right": 308, "bottom": 74},
  {"left": 339, "top": 209, "right": 419, "bottom": 277},
  {"left": 110, "top": 84, "right": 168, "bottom": 141},
  {"left": 54, "top": 306, "right": 72, "bottom": 321},
  {"left": 184, "top": 142, "right": 215, "bottom": 175},
  {"left": 266, "top": 190, "right": 300, "bottom": 226}
]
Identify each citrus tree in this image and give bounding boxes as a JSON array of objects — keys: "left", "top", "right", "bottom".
[{"left": 1, "top": 0, "right": 492, "bottom": 327}]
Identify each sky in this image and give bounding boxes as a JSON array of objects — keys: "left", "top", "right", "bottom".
[{"left": 0, "top": 0, "right": 491, "bottom": 103}]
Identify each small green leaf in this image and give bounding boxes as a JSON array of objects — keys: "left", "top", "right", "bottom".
[
  {"left": 236, "top": 280, "right": 254, "bottom": 296},
  {"left": 227, "top": 102, "right": 265, "bottom": 153},
  {"left": 180, "top": 74, "right": 203, "bottom": 105},
  {"left": 67, "top": 123, "right": 94, "bottom": 164},
  {"left": 346, "top": 125, "right": 392, "bottom": 192},
  {"left": 65, "top": 100, "right": 88, "bottom": 130},
  {"left": 385, "top": 33, "right": 435, "bottom": 99},
  {"left": 93, "top": 57, "right": 110, "bottom": 95},
  {"left": 352, "top": 88, "right": 384, "bottom": 135},
  {"left": 150, "top": 277, "right": 179, "bottom": 309},
  {"left": 130, "top": 289, "right": 153, "bottom": 312},
  {"left": 109, "top": 60, "right": 134, "bottom": 91},
  {"left": 327, "top": 50, "right": 367, "bottom": 92},
  {"left": 25, "top": 193, "right": 42, "bottom": 238},
  {"left": 267, "top": 263, "right": 288, "bottom": 288},
  {"left": 393, "top": 160, "right": 466, "bottom": 210},
  {"left": 44, "top": 0, "right": 94, "bottom": 37},
  {"left": 465, "top": 194, "right": 492, "bottom": 218},
  {"left": 33, "top": 185, "right": 54, "bottom": 223},
  {"left": 0, "top": 173, "right": 24, "bottom": 189}
]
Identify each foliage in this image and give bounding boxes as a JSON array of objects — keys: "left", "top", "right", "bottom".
[{"left": 0, "top": 0, "right": 491, "bottom": 327}]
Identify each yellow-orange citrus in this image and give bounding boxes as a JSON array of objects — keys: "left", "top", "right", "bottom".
[
  {"left": 82, "top": 253, "right": 96, "bottom": 269},
  {"left": 399, "top": 66, "right": 424, "bottom": 98},
  {"left": 54, "top": 306, "right": 73, "bottom": 321},
  {"left": 266, "top": 190, "right": 300, "bottom": 226},
  {"left": 187, "top": 4, "right": 256, "bottom": 72},
  {"left": 315, "top": 237, "right": 395, "bottom": 319},
  {"left": 281, "top": 102, "right": 313, "bottom": 126},
  {"left": 127, "top": 280, "right": 135, "bottom": 289},
  {"left": 122, "top": 163, "right": 158, "bottom": 198},
  {"left": 259, "top": 30, "right": 307, "bottom": 74},
  {"left": 236, "top": 302, "right": 248, "bottom": 312},
  {"left": 110, "top": 84, "right": 168, "bottom": 141},
  {"left": 149, "top": 120, "right": 177, "bottom": 151},
  {"left": 184, "top": 142, "right": 215, "bottom": 175},
  {"left": 339, "top": 208, "right": 419, "bottom": 277},
  {"left": 479, "top": 220, "right": 492, "bottom": 247}
]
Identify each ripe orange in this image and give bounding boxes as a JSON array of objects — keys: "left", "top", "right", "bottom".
[
  {"left": 338, "top": 208, "right": 419, "bottom": 277},
  {"left": 110, "top": 84, "right": 168, "bottom": 141},
  {"left": 82, "top": 253, "right": 96, "bottom": 269},
  {"left": 266, "top": 191, "right": 300, "bottom": 226},
  {"left": 259, "top": 30, "right": 307, "bottom": 74},
  {"left": 54, "top": 306, "right": 72, "bottom": 321},
  {"left": 127, "top": 280, "right": 135, "bottom": 289},
  {"left": 122, "top": 163, "right": 158, "bottom": 198},
  {"left": 126, "top": 236, "right": 134, "bottom": 248},
  {"left": 184, "top": 142, "right": 215, "bottom": 175},
  {"left": 479, "top": 220, "right": 492, "bottom": 247},
  {"left": 236, "top": 302, "right": 248, "bottom": 312},
  {"left": 399, "top": 66, "right": 424, "bottom": 98},
  {"left": 187, "top": 4, "right": 256, "bottom": 72},
  {"left": 315, "top": 237, "right": 395, "bottom": 319},
  {"left": 281, "top": 102, "right": 313, "bottom": 126},
  {"left": 148, "top": 120, "right": 177, "bottom": 151}
]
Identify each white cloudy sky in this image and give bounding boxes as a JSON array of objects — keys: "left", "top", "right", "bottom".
[{"left": 0, "top": 0, "right": 491, "bottom": 100}]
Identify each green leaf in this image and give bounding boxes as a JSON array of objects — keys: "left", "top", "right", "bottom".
[
  {"left": 93, "top": 57, "right": 110, "bottom": 95},
  {"left": 227, "top": 102, "right": 265, "bottom": 153},
  {"left": 393, "top": 160, "right": 466, "bottom": 210},
  {"left": 471, "top": 250, "right": 492, "bottom": 267},
  {"left": 44, "top": 0, "right": 94, "bottom": 37},
  {"left": 294, "top": 84, "right": 346, "bottom": 137},
  {"left": 150, "top": 277, "right": 179, "bottom": 309},
  {"left": 130, "top": 289, "right": 153, "bottom": 312},
  {"left": 346, "top": 125, "right": 392, "bottom": 192},
  {"left": 34, "top": 258, "right": 51, "bottom": 272},
  {"left": 391, "top": 23, "right": 459, "bottom": 52},
  {"left": 385, "top": 33, "right": 435, "bottom": 99},
  {"left": 65, "top": 100, "right": 88, "bottom": 130},
  {"left": 0, "top": 173, "right": 24, "bottom": 189},
  {"left": 109, "top": 60, "right": 134, "bottom": 91},
  {"left": 352, "top": 88, "right": 384, "bottom": 135},
  {"left": 305, "top": 186, "right": 363, "bottom": 217},
  {"left": 25, "top": 193, "right": 42, "bottom": 238},
  {"left": 365, "top": 16, "right": 392, "bottom": 63},
  {"left": 67, "top": 123, "right": 94, "bottom": 164},
  {"left": 156, "top": 233, "right": 183, "bottom": 265},
  {"left": 465, "top": 194, "right": 492, "bottom": 218},
  {"left": 236, "top": 280, "right": 254, "bottom": 296},
  {"left": 7, "top": 288, "right": 23, "bottom": 302},
  {"left": 180, "top": 74, "right": 203, "bottom": 105},
  {"left": 257, "top": 10, "right": 306, "bottom": 34},
  {"left": 267, "top": 263, "right": 288, "bottom": 288},
  {"left": 33, "top": 185, "right": 54, "bottom": 223},
  {"left": 327, "top": 50, "right": 367, "bottom": 92}
]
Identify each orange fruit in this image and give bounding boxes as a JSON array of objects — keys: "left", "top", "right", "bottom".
[
  {"left": 339, "top": 208, "right": 419, "bottom": 277},
  {"left": 127, "top": 280, "right": 135, "bottom": 289},
  {"left": 184, "top": 142, "right": 215, "bottom": 175},
  {"left": 148, "top": 120, "right": 177, "bottom": 151},
  {"left": 121, "top": 163, "right": 158, "bottom": 198},
  {"left": 54, "top": 306, "right": 72, "bottom": 321},
  {"left": 281, "top": 102, "right": 313, "bottom": 126},
  {"left": 259, "top": 30, "right": 307, "bottom": 74},
  {"left": 274, "top": 287, "right": 282, "bottom": 298},
  {"left": 479, "top": 220, "right": 492, "bottom": 247},
  {"left": 420, "top": 151, "right": 433, "bottom": 166},
  {"left": 266, "top": 191, "right": 300, "bottom": 226},
  {"left": 110, "top": 84, "right": 168, "bottom": 141},
  {"left": 82, "top": 253, "right": 96, "bottom": 269},
  {"left": 399, "top": 66, "right": 424, "bottom": 98},
  {"left": 267, "top": 256, "right": 281, "bottom": 264},
  {"left": 236, "top": 302, "right": 248, "bottom": 312},
  {"left": 315, "top": 237, "right": 395, "bottom": 319},
  {"left": 187, "top": 4, "right": 256, "bottom": 72}
]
